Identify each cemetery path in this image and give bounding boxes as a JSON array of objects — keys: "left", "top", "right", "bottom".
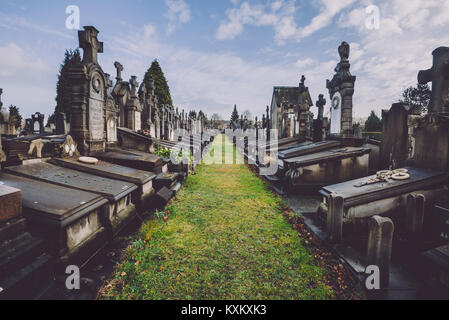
[{"left": 98, "top": 135, "right": 363, "bottom": 300}]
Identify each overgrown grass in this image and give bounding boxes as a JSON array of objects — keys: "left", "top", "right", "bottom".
[{"left": 99, "top": 135, "right": 333, "bottom": 300}]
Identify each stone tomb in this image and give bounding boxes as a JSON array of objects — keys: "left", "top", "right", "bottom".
[
  {"left": 319, "top": 167, "right": 448, "bottom": 242},
  {"left": 5, "top": 162, "right": 137, "bottom": 236},
  {"left": 50, "top": 157, "right": 156, "bottom": 211},
  {"left": 0, "top": 173, "right": 109, "bottom": 265},
  {"left": 93, "top": 149, "right": 168, "bottom": 174},
  {"left": 68, "top": 26, "right": 108, "bottom": 154},
  {"left": 0, "top": 183, "right": 53, "bottom": 300},
  {"left": 101, "top": 148, "right": 182, "bottom": 191},
  {"left": 281, "top": 147, "right": 370, "bottom": 190}
]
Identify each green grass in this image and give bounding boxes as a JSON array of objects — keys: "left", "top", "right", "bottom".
[{"left": 99, "top": 135, "right": 333, "bottom": 300}]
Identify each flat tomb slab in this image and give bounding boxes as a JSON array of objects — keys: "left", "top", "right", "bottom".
[
  {"left": 320, "top": 166, "right": 448, "bottom": 207},
  {"left": 49, "top": 158, "right": 156, "bottom": 186},
  {"left": 49, "top": 158, "right": 156, "bottom": 209},
  {"left": 0, "top": 173, "right": 109, "bottom": 260},
  {"left": 94, "top": 149, "right": 166, "bottom": 173},
  {"left": 5, "top": 162, "right": 137, "bottom": 202},
  {"left": 278, "top": 140, "right": 341, "bottom": 159},
  {"left": 283, "top": 147, "right": 370, "bottom": 166},
  {"left": 0, "top": 184, "right": 22, "bottom": 223}
]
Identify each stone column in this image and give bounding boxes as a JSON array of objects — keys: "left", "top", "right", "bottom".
[
  {"left": 326, "top": 42, "right": 356, "bottom": 136},
  {"left": 326, "top": 193, "right": 344, "bottom": 242},
  {"left": 366, "top": 215, "right": 394, "bottom": 288},
  {"left": 406, "top": 193, "right": 426, "bottom": 236}
]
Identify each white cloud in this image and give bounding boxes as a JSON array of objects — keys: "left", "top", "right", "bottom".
[
  {"left": 216, "top": 0, "right": 355, "bottom": 44},
  {"left": 337, "top": 0, "right": 449, "bottom": 117},
  {"left": 216, "top": 0, "right": 297, "bottom": 43},
  {"left": 165, "top": 0, "right": 191, "bottom": 34},
  {"left": 0, "top": 43, "right": 54, "bottom": 118},
  {"left": 108, "top": 23, "right": 316, "bottom": 119},
  {"left": 0, "top": 14, "right": 73, "bottom": 39}
]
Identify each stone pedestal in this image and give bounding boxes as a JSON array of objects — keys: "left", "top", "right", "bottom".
[
  {"left": 0, "top": 184, "right": 22, "bottom": 223},
  {"left": 326, "top": 42, "right": 356, "bottom": 137},
  {"left": 366, "top": 215, "right": 394, "bottom": 288}
]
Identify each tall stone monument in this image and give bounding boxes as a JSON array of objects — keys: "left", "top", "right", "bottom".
[
  {"left": 0, "top": 89, "right": 6, "bottom": 162},
  {"left": 298, "top": 75, "right": 313, "bottom": 139},
  {"left": 126, "top": 76, "right": 142, "bottom": 131},
  {"left": 326, "top": 42, "right": 356, "bottom": 136},
  {"left": 69, "top": 26, "right": 108, "bottom": 154},
  {"left": 105, "top": 73, "right": 118, "bottom": 145}
]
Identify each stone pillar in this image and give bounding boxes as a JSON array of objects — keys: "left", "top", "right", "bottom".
[
  {"left": 326, "top": 193, "right": 344, "bottom": 242},
  {"left": 406, "top": 193, "right": 426, "bottom": 236},
  {"left": 326, "top": 42, "right": 356, "bottom": 136},
  {"left": 366, "top": 215, "right": 394, "bottom": 288}
]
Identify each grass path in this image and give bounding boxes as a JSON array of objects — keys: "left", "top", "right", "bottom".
[{"left": 99, "top": 135, "right": 336, "bottom": 299}]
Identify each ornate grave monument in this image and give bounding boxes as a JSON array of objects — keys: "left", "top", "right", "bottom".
[
  {"left": 326, "top": 42, "right": 356, "bottom": 137},
  {"left": 68, "top": 26, "right": 108, "bottom": 155}
]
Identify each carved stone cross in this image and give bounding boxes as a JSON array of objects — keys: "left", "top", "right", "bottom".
[
  {"left": 78, "top": 26, "right": 103, "bottom": 65},
  {"left": 316, "top": 94, "right": 326, "bottom": 120},
  {"left": 114, "top": 61, "right": 124, "bottom": 82},
  {"left": 130, "top": 76, "right": 139, "bottom": 97},
  {"left": 418, "top": 46, "right": 449, "bottom": 115}
]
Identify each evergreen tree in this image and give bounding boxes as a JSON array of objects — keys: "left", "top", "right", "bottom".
[
  {"left": 364, "top": 110, "right": 382, "bottom": 132},
  {"left": 143, "top": 59, "right": 173, "bottom": 108},
  {"left": 230, "top": 104, "right": 239, "bottom": 124},
  {"left": 49, "top": 49, "right": 82, "bottom": 124},
  {"left": 8, "top": 105, "right": 22, "bottom": 129},
  {"left": 399, "top": 83, "right": 431, "bottom": 114},
  {"left": 188, "top": 110, "right": 197, "bottom": 120}
]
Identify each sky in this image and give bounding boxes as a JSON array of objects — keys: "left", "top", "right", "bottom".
[{"left": 0, "top": 0, "right": 448, "bottom": 121}]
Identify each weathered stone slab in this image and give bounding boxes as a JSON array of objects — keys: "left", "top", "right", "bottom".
[
  {"left": 283, "top": 147, "right": 370, "bottom": 167},
  {"left": 5, "top": 162, "right": 137, "bottom": 202},
  {"left": 278, "top": 140, "right": 340, "bottom": 159},
  {"left": 94, "top": 149, "right": 166, "bottom": 173},
  {"left": 50, "top": 158, "right": 155, "bottom": 186},
  {"left": 5, "top": 162, "right": 138, "bottom": 234},
  {"left": 0, "top": 184, "right": 22, "bottom": 223},
  {"left": 50, "top": 157, "right": 156, "bottom": 210},
  {"left": 0, "top": 173, "right": 108, "bottom": 260},
  {"left": 320, "top": 166, "right": 448, "bottom": 208}
]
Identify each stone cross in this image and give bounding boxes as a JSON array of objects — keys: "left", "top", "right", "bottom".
[
  {"left": 78, "top": 26, "right": 103, "bottom": 65},
  {"left": 114, "top": 62, "right": 124, "bottom": 82},
  {"left": 418, "top": 46, "right": 449, "bottom": 115},
  {"left": 0, "top": 88, "right": 3, "bottom": 109},
  {"left": 130, "top": 76, "right": 139, "bottom": 97},
  {"left": 316, "top": 94, "right": 326, "bottom": 120}
]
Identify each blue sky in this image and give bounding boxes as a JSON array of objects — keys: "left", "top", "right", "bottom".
[{"left": 0, "top": 0, "right": 449, "bottom": 121}]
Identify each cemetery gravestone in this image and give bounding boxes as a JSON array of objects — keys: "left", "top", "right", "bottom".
[
  {"left": 68, "top": 26, "right": 107, "bottom": 155},
  {"left": 327, "top": 42, "right": 356, "bottom": 136}
]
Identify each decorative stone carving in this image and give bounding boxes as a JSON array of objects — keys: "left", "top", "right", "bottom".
[
  {"left": 68, "top": 26, "right": 108, "bottom": 155},
  {"left": 418, "top": 47, "right": 449, "bottom": 115}
]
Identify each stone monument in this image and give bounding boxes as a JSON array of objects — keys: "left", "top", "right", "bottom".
[
  {"left": 326, "top": 41, "right": 356, "bottom": 136},
  {"left": 68, "top": 26, "right": 108, "bottom": 154}
]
